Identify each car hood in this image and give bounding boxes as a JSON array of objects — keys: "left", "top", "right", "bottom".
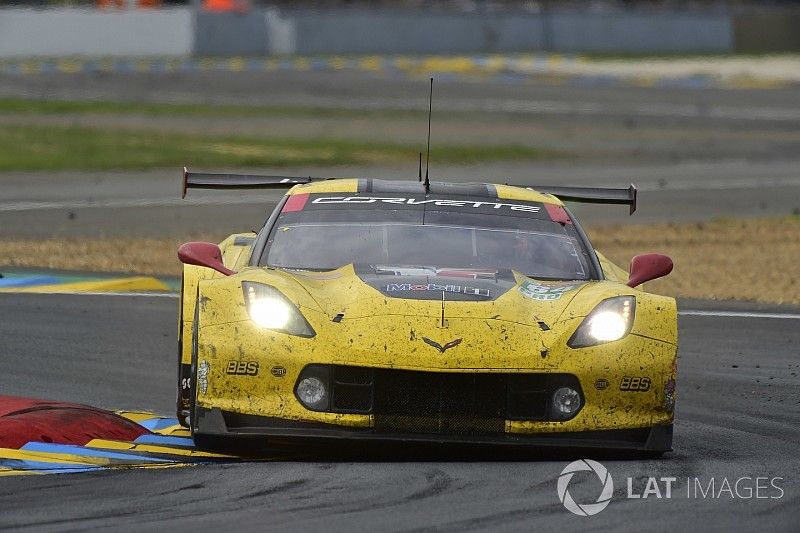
[
  {"left": 198, "top": 265, "right": 672, "bottom": 370},
  {"left": 272, "top": 264, "right": 597, "bottom": 327}
]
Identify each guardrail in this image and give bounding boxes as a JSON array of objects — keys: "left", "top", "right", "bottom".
[{"left": 0, "top": 6, "right": 797, "bottom": 58}]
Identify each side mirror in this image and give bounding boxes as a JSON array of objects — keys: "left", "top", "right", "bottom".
[
  {"left": 178, "top": 242, "right": 236, "bottom": 276},
  {"left": 626, "top": 253, "right": 673, "bottom": 288}
]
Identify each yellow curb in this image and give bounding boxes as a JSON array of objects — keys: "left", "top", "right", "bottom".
[
  {"left": 0, "top": 276, "right": 170, "bottom": 293},
  {"left": 0, "top": 447, "right": 111, "bottom": 467},
  {"left": 115, "top": 410, "right": 160, "bottom": 424},
  {"left": 86, "top": 439, "right": 234, "bottom": 459},
  {"left": 0, "top": 468, "right": 41, "bottom": 476}
]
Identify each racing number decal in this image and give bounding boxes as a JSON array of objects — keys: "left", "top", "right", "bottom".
[{"left": 519, "top": 281, "right": 579, "bottom": 301}]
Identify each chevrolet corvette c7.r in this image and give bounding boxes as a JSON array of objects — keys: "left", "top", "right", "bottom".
[{"left": 176, "top": 170, "right": 676, "bottom": 453}]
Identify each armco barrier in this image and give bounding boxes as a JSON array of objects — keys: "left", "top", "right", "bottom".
[
  {"left": 196, "top": 9, "right": 734, "bottom": 56},
  {"left": 550, "top": 12, "right": 733, "bottom": 53},
  {"left": 0, "top": 7, "right": 193, "bottom": 58},
  {"left": 10, "top": 7, "right": 800, "bottom": 58}
]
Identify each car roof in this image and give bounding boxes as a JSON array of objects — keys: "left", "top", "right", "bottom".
[{"left": 286, "top": 179, "right": 564, "bottom": 206}]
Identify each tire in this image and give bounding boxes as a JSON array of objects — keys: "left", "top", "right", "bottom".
[{"left": 188, "top": 300, "right": 199, "bottom": 432}]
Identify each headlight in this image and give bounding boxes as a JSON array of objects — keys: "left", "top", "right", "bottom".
[
  {"left": 242, "top": 282, "right": 315, "bottom": 337},
  {"left": 568, "top": 296, "right": 635, "bottom": 348},
  {"left": 551, "top": 387, "right": 582, "bottom": 419},
  {"left": 295, "top": 365, "right": 330, "bottom": 411}
]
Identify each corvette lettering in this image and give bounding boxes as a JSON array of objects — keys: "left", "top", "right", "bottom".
[
  {"left": 312, "top": 196, "right": 541, "bottom": 213},
  {"left": 385, "top": 283, "right": 491, "bottom": 297}
]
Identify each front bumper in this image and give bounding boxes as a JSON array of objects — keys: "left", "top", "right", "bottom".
[{"left": 193, "top": 405, "right": 673, "bottom": 452}]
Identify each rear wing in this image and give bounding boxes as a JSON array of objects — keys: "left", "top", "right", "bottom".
[
  {"left": 181, "top": 168, "right": 328, "bottom": 198},
  {"left": 528, "top": 184, "right": 638, "bottom": 215},
  {"left": 182, "top": 168, "right": 637, "bottom": 214}
]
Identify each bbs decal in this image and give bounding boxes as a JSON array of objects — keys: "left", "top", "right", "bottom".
[
  {"left": 226, "top": 361, "right": 259, "bottom": 376},
  {"left": 619, "top": 376, "right": 651, "bottom": 392}
]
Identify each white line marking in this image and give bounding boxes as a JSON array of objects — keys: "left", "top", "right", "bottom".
[
  {"left": 679, "top": 310, "right": 800, "bottom": 320},
  {"left": 0, "top": 195, "right": 283, "bottom": 213}
]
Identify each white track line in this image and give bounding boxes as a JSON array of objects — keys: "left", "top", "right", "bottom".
[
  {"left": 5, "top": 291, "right": 181, "bottom": 298},
  {"left": 6, "top": 291, "right": 799, "bottom": 319},
  {"left": 0, "top": 195, "right": 281, "bottom": 212},
  {"left": 678, "top": 310, "right": 800, "bottom": 320}
]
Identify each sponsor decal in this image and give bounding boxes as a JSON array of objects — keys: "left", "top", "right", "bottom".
[
  {"left": 594, "top": 378, "right": 609, "bottom": 391},
  {"left": 312, "top": 196, "right": 541, "bottom": 213},
  {"left": 619, "top": 376, "right": 651, "bottom": 392},
  {"left": 385, "top": 283, "right": 491, "bottom": 297},
  {"left": 422, "top": 337, "right": 463, "bottom": 354},
  {"left": 519, "top": 281, "right": 580, "bottom": 301},
  {"left": 271, "top": 365, "right": 287, "bottom": 377},
  {"left": 226, "top": 361, "right": 259, "bottom": 376},
  {"left": 374, "top": 266, "right": 497, "bottom": 279},
  {"left": 198, "top": 360, "right": 209, "bottom": 395}
]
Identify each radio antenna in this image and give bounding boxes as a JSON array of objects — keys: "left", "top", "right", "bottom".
[{"left": 423, "top": 77, "right": 433, "bottom": 192}]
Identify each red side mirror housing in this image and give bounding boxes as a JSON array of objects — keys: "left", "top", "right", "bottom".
[
  {"left": 626, "top": 253, "right": 673, "bottom": 287},
  {"left": 178, "top": 242, "right": 236, "bottom": 276}
]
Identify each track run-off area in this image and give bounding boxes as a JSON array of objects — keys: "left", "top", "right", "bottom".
[{"left": 0, "top": 292, "right": 797, "bottom": 531}]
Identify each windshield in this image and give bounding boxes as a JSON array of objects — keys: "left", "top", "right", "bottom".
[
  {"left": 259, "top": 192, "right": 594, "bottom": 280},
  {"left": 266, "top": 221, "right": 590, "bottom": 280}
]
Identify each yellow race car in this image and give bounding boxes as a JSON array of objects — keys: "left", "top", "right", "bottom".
[{"left": 176, "top": 169, "right": 676, "bottom": 454}]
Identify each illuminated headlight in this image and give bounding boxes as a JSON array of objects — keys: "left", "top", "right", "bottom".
[
  {"left": 551, "top": 387, "right": 582, "bottom": 419},
  {"left": 242, "top": 282, "right": 315, "bottom": 337},
  {"left": 568, "top": 296, "right": 635, "bottom": 348}
]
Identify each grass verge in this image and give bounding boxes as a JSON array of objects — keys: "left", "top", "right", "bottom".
[
  {"left": 1, "top": 217, "right": 798, "bottom": 304},
  {"left": 587, "top": 217, "right": 800, "bottom": 305},
  {"left": 0, "top": 124, "right": 549, "bottom": 171}
]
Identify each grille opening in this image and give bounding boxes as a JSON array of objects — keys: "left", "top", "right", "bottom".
[
  {"left": 329, "top": 366, "right": 374, "bottom": 414},
  {"left": 313, "top": 365, "right": 583, "bottom": 430},
  {"left": 373, "top": 371, "right": 507, "bottom": 435},
  {"left": 334, "top": 366, "right": 374, "bottom": 385}
]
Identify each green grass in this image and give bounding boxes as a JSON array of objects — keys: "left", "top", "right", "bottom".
[
  {"left": 0, "top": 124, "right": 551, "bottom": 171},
  {"left": 0, "top": 98, "right": 422, "bottom": 119}
]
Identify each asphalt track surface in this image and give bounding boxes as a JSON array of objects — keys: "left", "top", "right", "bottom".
[
  {"left": 0, "top": 293, "right": 798, "bottom": 531},
  {"left": 2, "top": 70, "right": 800, "bottom": 236},
  {"left": 1, "top": 69, "right": 799, "bottom": 530}
]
